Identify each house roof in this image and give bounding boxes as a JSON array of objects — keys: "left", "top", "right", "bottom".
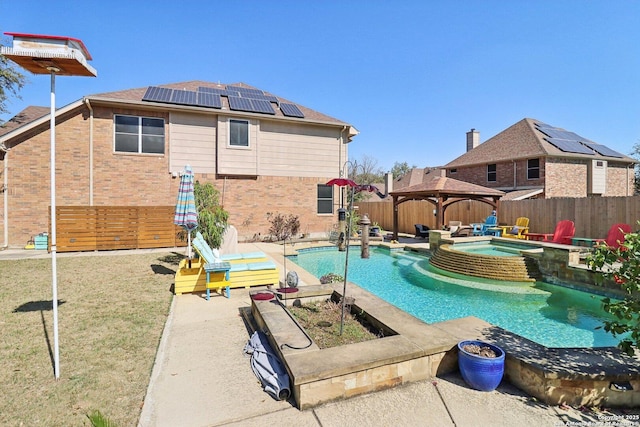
[
  {"left": 0, "top": 106, "right": 50, "bottom": 137},
  {"left": 89, "top": 80, "right": 351, "bottom": 128},
  {"left": 445, "top": 118, "right": 636, "bottom": 167}
]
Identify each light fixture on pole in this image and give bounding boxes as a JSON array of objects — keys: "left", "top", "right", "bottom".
[{"left": 2, "top": 33, "right": 97, "bottom": 380}]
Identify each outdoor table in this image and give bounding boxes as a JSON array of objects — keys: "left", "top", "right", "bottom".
[
  {"left": 486, "top": 227, "right": 502, "bottom": 237},
  {"left": 204, "top": 261, "right": 231, "bottom": 300},
  {"left": 571, "top": 237, "right": 601, "bottom": 247}
]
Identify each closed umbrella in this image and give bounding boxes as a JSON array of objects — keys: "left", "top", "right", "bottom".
[
  {"left": 174, "top": 165, "right": 198, "bottom": 264},
  {"left": 243, "top": 330, "right": 291, "bottom": 401}
]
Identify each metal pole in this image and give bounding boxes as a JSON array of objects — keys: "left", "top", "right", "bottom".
[
  {"left": 49, "top": 68, "right": 60, "bottom": 380},
  {"left": 340, "top": 185, "right": 355, "bottom": 335}
]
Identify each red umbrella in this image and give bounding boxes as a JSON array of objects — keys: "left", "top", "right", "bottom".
[{"left": 326, "top": 178, "right": 357, "bottom": 187}]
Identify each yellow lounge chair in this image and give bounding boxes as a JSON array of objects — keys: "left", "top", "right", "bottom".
[{"left": 500, "top": 217, "right": 529, "bottom": 239}]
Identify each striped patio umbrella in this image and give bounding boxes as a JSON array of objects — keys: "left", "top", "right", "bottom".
[{"left": 174, "top": 165, "right": 198, "bottom": 262}]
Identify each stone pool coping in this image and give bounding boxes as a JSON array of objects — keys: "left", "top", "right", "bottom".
[{"left": 251, "top": 279, "right": 640, "bottom": 409}]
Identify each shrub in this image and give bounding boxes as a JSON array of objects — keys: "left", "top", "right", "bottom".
[
  {"left": 266, "top": 212, "right": 300, "bottom": 241},
  {"left": 587, "top": 223, "right": 640, "bottom": 356}
]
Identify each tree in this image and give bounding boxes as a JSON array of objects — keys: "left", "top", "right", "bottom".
[
  {"left": 587, "top": 224, "right": 640, "bottom": 356},
  {"left": 346, "top": 154, "right": 384, "bottom": 185},
  {"left": 631, "top": 140, "right": 640, "bottom": 194},
  {"left": 0, "top": 38, "right": 27, "bottom": 121},
  {"left": 194, "top": 181, "right": 229, "bottom": 249},
  {"left": 390, "top": 161, "right": 415, "bottom": 180}
]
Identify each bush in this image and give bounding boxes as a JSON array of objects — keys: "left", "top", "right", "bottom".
[
  {"left": 587, "top": 223, "right": 640, "bottom": 356},
  {"left": 266, "top": 212, "right": 300, "bottom": 241}
]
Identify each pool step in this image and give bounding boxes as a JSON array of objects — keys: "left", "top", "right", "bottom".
[{"left": 429, "top": 244, "right": 539, "bottom": 282}]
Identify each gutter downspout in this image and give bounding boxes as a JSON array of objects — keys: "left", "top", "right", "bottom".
[
  {"left": 84, "top": 98, "right": 94, "bottom": 205},
  {"left": 2, "top": 149, "right": 8, "bottom": 248}
]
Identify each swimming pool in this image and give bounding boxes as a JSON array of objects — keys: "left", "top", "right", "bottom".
[{"left": 287, "top": 246, "right": 620, "bottom": 348}]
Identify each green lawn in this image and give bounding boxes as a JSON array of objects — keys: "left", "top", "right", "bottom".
[{"left": 0, "top": 251, "right": 179, "bottom": 426}]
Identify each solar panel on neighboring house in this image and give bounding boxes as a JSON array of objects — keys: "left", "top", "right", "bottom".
[
  {"left": 280, "top": 103, "right": 305, "bottom": 118},
  {"left": 543, "top": 137, "right": 596, "bottom": 155},
  {"left": 584, "top": 143, "right": 624, "bottom": 158}
]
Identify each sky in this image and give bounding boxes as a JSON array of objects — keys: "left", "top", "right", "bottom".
[{"left": 2, "top": 1, "right": 639, "bottom": 172}]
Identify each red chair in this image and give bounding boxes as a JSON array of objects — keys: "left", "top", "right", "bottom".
[
  {"left": 525, "top": 220, "right": 575, "bottom": 244},
  {"left": 594, "top": 223, "right": 632, "bottom": 250}
]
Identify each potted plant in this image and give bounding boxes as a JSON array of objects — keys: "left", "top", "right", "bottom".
[{"left": 457, "top": 340, "right": 505, "bottom": 391}]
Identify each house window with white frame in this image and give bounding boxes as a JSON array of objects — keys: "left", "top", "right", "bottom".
[
  {"left": 229, "top": 119, "right": 249, "bottom": 147},
  {"left": 317, "top": 184, "right": 333, "bottom": 214},
  {"left": 487, "top": 163, "right": 497, "bottom": 182},
  {"left": 527, "top": 158, "right": 540, "bottom": 179},
  {"left": 114, "top": 115, "right": 165, "bottom": 154}
]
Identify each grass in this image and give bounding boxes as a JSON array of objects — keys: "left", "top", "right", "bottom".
[
  {"left": 288, "top": 299, "right": 379, "bottom": 348},
  {"left": 0, "top": 251, "right": 179, "bottom": 426}
]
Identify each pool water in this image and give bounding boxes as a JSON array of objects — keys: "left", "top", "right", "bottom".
[{"left": 287, "top": 246, "right": 620, "bottom": 348}]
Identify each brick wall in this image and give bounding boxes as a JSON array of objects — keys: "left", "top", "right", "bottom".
[
  {"left": 450, "top": 158, "right": 545, "bottom": 190},
  {"left": 545, "top": 159, "right": 587, "bottom": 197},
  {"left": 1, "top": 105, "right": 337, "bottom": 247}
]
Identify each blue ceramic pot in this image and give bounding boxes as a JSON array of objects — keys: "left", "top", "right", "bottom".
[{"left": 457, "top": 340, "right": 505, "bottom": 391}]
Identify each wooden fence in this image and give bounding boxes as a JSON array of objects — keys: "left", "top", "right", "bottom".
[
  {"left": 357, "top": 196, "right": 640, "bottom": 239},
  {"left": 50, "top": 206, "right": 185, "bottom": 252}
]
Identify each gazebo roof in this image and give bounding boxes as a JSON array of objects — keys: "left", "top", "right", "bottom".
[{"left": 389, "top": 175, "right": 505, "bottom": 198}]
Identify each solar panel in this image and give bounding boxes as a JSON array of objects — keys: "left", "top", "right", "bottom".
[
  {"left": 280, "top": 103, "right": 304, "bottom": 118},
  {"left": 251, "top": 99, "right": 275, "bottom": 114},
  {"left": 228, "top": 96, "right": 255, "bottom": 112},
  {"left": 198, "top": 86, "right": 227, "bottom": 96},
  {"left": 227, "top": 86, "right": 264, "bottom": 97},
  {"left": 196, "top": 92, "right": 222, "bottom": 108},
  {"left": 544, "top": 137, "right": 595, "bottom": 155},
  {"left": 534, "top": 122, "right": 555, "bottom": 130},
  {"left": 584, "top": 143, "right": 624, "bottom": 158},
  {"left": 142, "top": 86, "right": 173, "bottom": 103},
  {"left": 170, "top": 90, "right": 197, "bottom": 105}
]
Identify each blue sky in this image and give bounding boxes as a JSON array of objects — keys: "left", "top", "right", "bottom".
[{"left": 2, "top": 1, "right": 639, "bottom": 172}]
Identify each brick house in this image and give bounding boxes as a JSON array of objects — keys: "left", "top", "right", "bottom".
[
  {"left": 444, "top": 118, "right": 637, "bottom": 199},
  {"left": 0, "top": 81, "right": 358, "bottom": 248}
]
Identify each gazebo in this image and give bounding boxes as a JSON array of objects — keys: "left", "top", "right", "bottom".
[{"left": 389, "top": 172, "right": 505, "bottom": 240}]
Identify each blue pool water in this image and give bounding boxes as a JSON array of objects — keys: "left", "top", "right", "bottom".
[{"left": 287, "top": 246, "right": 620, "bottom": 348}]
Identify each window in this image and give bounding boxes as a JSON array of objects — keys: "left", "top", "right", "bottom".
[
  {"left": 317, "top": 184, "right": 333, "bottom": 214},
  {"left": 114, "top": 115, "right": 164, "bottom": 154},
  {"left": 229, "top": 119, "right": 249, "bottom": 147},
  {"left": 450, "top": 168, "right": 457, "bottom": 174},
  {"left": 487, "top": 164, "right": 496, "bottom": 182},
  {"left": 527, "top": 158, "right": 540, "bottom": 179}
]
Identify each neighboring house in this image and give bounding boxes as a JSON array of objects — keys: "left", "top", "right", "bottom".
[
  {"left": 0, "top": 81, "right": 358, "bottom": 247},
  {"left": 444, "top": 118, "right": 637, "bottom": 199}
]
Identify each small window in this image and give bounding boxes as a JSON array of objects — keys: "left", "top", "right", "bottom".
[
  {"left": 115, "top": 115, "right": 165, "bottom": 154},
  {"left": 595, "top": 160, "right": 604, "bottom": 168},
  {"left": 487, "top": 164, "right": 497, "bottom": 182},
  {"left": 229, "top": 119, "right": 249, "bottom": 147},
  {"left": 317, "top": 184, "right": 333, "bottom": 214},
  {"left": 450, "top": 168, "right": 457, "bottom": 174},
  {"left": 527, "top": 158, "right": 540, "bottom": 179}
]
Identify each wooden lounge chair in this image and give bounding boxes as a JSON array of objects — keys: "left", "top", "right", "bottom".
[
  {"left": 499, "top": 217, "right": 529, "bottom": 239},
  {"left": 174, "top": 232, "right": 279, "bottom": 298},
  {"left": 525, "top": 220, "right": 575, "bottom": 244},
  {"left": 414, "top": 224, "right": 430, "bottom": 238}
]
